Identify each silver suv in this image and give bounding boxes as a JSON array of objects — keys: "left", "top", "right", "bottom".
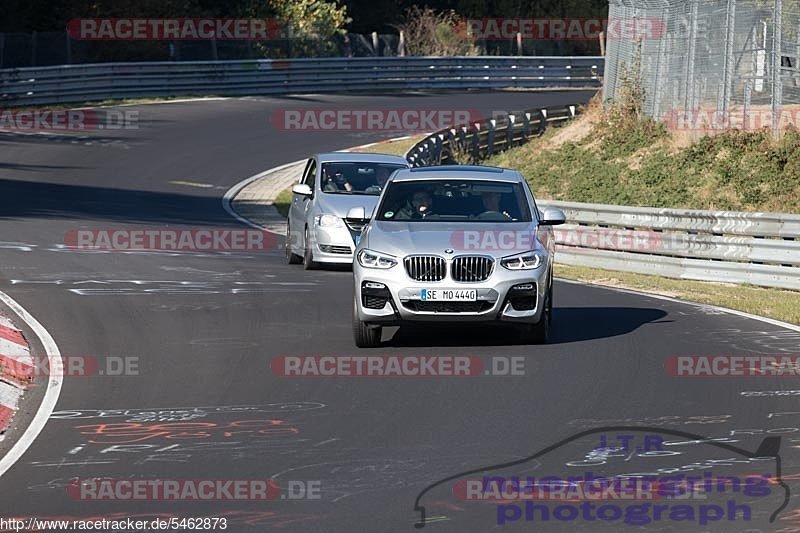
[{"left": 351, "top": 165, "right": 565, "bottom": 348}]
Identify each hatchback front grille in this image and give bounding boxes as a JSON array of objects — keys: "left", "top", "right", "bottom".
[
  {"left": 319, "top": 244, "right": 351, "bottom": 255},
  {"left": 404, "top": 255, "right": 446, "bottom": 282},
  {"left": 345, "top": 220, "right": 366, "bottom": 233},
  {"left": 451, "top": 256, "right": 494, "bottom": 282}
]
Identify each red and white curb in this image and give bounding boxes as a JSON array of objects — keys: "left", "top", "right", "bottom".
[
  {"left": 0, "top": 290, "right": 61, "bottom": 478},
  {"left": 0, "top": 315, "right": 33, "bottom": 382},
  {"left": 0, "top": 314, "right": 32, "bottom": 440}
]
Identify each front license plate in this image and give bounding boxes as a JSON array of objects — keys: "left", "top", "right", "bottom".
[{"left": 420, "top": 289, "right": 477, "bottom": 302}]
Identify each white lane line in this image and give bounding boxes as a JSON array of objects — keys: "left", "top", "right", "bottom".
[
  {"left": 0, "top": 290, "right": 62, "bottom": 478},
  {"left": 74, "top": 97, "right": 230, "bottom": 111},
  {"left": 556, "top": 276, "right": 800, "bottom": 333}
]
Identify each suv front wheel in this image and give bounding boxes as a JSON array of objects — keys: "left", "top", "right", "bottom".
[
  {"left": 521, "top": 273, "right": 552, "bottom": 344},
  {"left": 353, "top": 299, "right": 382, "bottom": 348}
]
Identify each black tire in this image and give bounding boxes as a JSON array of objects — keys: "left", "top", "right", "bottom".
[
  {"left": 285, "top": 223, "right": 302, "bottom": 264},
  {"left": 521, "top": 276, "right": 552, "bottom": 344},
  {"left": 303, "top": 227, "right": 318, "bottom": 270},
  {"left": 353, "top": 299, "right": 382, "bottom": 348}
]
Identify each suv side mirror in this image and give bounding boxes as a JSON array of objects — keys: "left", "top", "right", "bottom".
[
  {"left": 539, "top": 207, "right": 566, "bottom": 226},
  {"left": 292, "top": 183, "right": 313, "bottom": 196}
]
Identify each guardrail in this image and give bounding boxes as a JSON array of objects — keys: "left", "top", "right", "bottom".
[
  {"left": 406, "top": 105, "right": 579, "bottom": 167},
  {"left": 538, "top": 200, "right": 800, "bottom": 290},
  {"left": 0, "top": 56, "right": 603, "bottom": 106},
  {"left": 405, "top": 107, "right": 800, "bottom": 291}
]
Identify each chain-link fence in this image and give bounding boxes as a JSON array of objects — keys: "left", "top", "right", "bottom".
[
  {"left": 0, "top": 32, "right": 403, "bottom": 68},
  {"left": 604, "top": 0, "right": 800, "bottom": 132}
]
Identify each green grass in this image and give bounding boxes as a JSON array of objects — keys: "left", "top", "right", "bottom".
[
  {"left": 485, "top": 107, "right": 800, "bottom": 213},
  {"left": 273, "top": 187, "right": 293, "bottom": 218},
  {"left": 348, "top": 134, "right": 426, "bottom": 157},
  {"left": 556, "top": 263, "right": 800, "bottom": 326}
]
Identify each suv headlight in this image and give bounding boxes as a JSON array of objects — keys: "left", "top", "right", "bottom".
[
  {"left": 357, "top": 249, "right": 397, "bottom": 269},
  {"left": 500, "top": 251, "right": 546, "bottom": 270},
  {"left": 315, "top": 214, "right": 344, "bottom": 228}
]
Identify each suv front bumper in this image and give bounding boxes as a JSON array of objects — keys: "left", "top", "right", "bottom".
[{"left": 353, "top": 261, "right": 549, "bottom": 325}]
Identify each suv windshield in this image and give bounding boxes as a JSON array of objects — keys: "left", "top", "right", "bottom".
[
  {"left": 321, "top": 162, "right": 407, "bottom": 195},
  {"left": 376, "top": 179, "right": 532, "bottom": 222}
]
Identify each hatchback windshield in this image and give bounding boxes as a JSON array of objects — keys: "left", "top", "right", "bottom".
[
  {"left": 376, "top": 179, "right": 532, "bottom": 222},
  {"left": 321, "top": 162, "right": 407, "bottom": 195}
]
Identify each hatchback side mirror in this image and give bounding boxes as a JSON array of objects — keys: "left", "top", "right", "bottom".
[
  {"left": 292, "top": 183, "right": 313, "bottom": 196},
  {"left": 346, "top": 206, "right": 370, "bottom": 221}
]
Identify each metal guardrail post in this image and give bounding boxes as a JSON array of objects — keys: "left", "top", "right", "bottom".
[
  {"left": 772, "top": 0, "right": 783, "bottom": 134},
  {"left": 431, "top": 135, "right": 443, "bottom": 165},
  {"left": 720, "top": 0, "right": 737, "bottom": 121},
  {"left": 470, "top": 125, "right": 480, "bottom": 162},
  {"left": 521, "top": 112, "right": 531, "bottom": 139},
  {"left": 506, "top": 114, "right": 515, "bottom": 149},
  {"left": 486, "top": 119, "right": 496, "bottom": 157}
]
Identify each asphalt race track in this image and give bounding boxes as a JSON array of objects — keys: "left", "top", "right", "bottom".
[{"left": 1, "top": 90, "right": 800, "bottom": 532}]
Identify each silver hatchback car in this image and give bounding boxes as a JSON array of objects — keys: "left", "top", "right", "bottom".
[
  {"left": 351, "top": 166, "right": 566, "bottom": 348},
  {"left": 286, "top": 152, "right": 409, "bottom": 269}
]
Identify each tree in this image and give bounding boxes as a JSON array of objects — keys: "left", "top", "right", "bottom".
[
  {"left": 397, "top": 6, "right": 479, "bottom": 56},
  {"left": 267, "top": 0, "right": 350, "bottom": 39}
]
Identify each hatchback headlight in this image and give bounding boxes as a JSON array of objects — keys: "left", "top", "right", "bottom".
[
  {"left": 500, "top": 251, "right": 546, "bottom": 270},
  {"left": 357, "top": 249, "right": 397, "bottom": 269},
  {"left": 315, "top": 214, "right": 344, "bottom": 228}
]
